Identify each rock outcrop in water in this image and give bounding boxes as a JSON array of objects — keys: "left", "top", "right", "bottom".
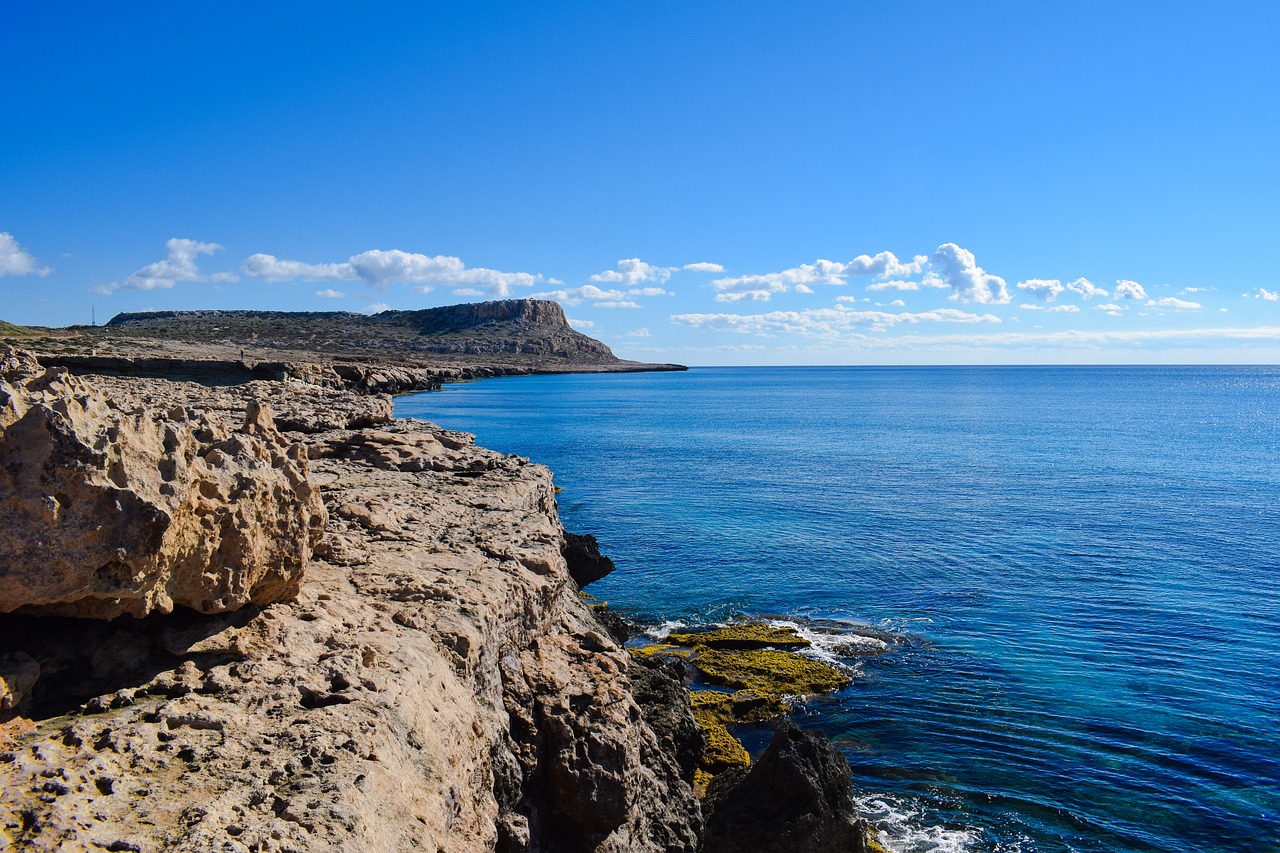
[{"left": 703, "top": 721, "right": 879, "bottom": 853}]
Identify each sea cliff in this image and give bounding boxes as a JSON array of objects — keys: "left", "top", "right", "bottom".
[{"left": 0, "top": 336, "right": 876, "bottom": 852}]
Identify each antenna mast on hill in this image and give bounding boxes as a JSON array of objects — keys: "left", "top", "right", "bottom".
[{"left": 91, "top": 305, "right": 96, "bottom": 326}]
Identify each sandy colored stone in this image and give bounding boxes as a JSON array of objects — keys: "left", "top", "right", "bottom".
[
  {"left": 0, "top": 371, "right": 701, "bottom": 852},
  {"left": 0, "top": 348, "right": 326, "bottom": 619}
]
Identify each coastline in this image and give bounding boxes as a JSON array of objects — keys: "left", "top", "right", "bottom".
[{"left": 0, "top": 348, "right": 875, "bottom": 852}]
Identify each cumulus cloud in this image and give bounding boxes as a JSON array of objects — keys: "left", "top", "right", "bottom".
[
  {"left": 1017, "top": 278, "right": 1064, "bottom": 302},
  {"left": 929, "top": 243, "right": 1010, "bottom": 304},
  {"left": 1147, "top": 297, "right": 1201, "bottom": 310},
  {"left": 0, "top": 232, "right": 51, "bottom": 277},
  {"left": 866, "top": 279, "right": 920, "bottom": 292},
  {"left": 528, "top": 284, "right": 627, "bottom": 306},
  {"left": 627, "top": 287, "right": 669, "bottom": 297},
  {"left": 595, "top": 300, "right": 641, "bottom": 309},
  {"left": 683, "top": 262, "right": 724, "bottom": 273},
  {"left": 590, "top": 258, "right": 675, "bottom": 286},
  {"left": 624, "top": 328, "right": 652, "bottom": 337},
  {"left": 710, "top": 259, "right": 849, "bottom": 302},
  {"left": 363, "top": 302, "right": 391, "bottom": 314},
  {"left": 242, "top": 254, "right": 352, "bottom": 282},
  {"left": 847, "top": 251, "right": 928, "bottom": 278},
  {"left": 1253, "top": 288, "right": 1279, "bottom": 302},
  {"left": 1067, "top": 277, "right": 1109, "bottom": 300},
  {"left": 96, "top": 238, "right": 236, "bottom": 294},
  {"left": 567, "top": 317, "right": 596, "bottom": 330},
  {"left": 1096, "top": 302, "right": 1125, "bottom": 317},
  {"left": 671, "top": 304, "right": 1001, "bottom": 337},
  {"left": 1019, "top": 303, "right": 1080, "bottom": 312},
  {"left": 242, "top": 248, "right": 543, "bottom": 297},
  {"left": 794, "top": 284, "right": 815, "bottom": 294},
  {"left": 1114, "top": 279, "right": 1148, "bottom": 300},
  {"left": 315, "top": 288, "right": 345, "bottom": 298}
]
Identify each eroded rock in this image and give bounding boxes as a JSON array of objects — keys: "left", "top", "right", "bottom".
[{"left": 0, "top": 348, "right": 325, "bottom": 619}]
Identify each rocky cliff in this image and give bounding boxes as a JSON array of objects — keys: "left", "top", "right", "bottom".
[
  {"left": 0, "top": 347, "right": 875, "bottom": 853},
  {"left": 0, "top": 348, "right": 701, "bottom": 851},
  {"left": 98, "top": 300, "right": 634, "bottom": 364}
]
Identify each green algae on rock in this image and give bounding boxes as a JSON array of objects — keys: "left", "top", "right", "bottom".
[
  {"left": 666, "top": 623, "right": 811, "bottom": 650},
  {"left": 692, "top": 648, "right": 851, "bottom": 696}
]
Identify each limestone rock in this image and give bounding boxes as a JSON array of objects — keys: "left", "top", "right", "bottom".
[
  {"left": 0, "top": 348, "right": 325, "bottom": 619},
  {"left": 562, "top": 531, "right": 617, "bottom": 587},
  {"left": 703, "top": 721, "right": 874, "bottom": 853},
  {"left": 0, "top": 377, "right": 702, "bottom": 852}
]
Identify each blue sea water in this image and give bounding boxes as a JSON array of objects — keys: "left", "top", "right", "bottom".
[{"left": 395, "top": 366, "right": 1280, "bottom": 853}]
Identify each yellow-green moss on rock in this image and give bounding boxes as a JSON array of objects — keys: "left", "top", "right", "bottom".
[
  {"left": 666, "top": 624, "right": 810, "bottom": 650},
  {"left": 690, "top": 691, "right": 750, "bottom": 776},
  {"left": 692, "top": 647, "right": 850, "bottom": 696}
]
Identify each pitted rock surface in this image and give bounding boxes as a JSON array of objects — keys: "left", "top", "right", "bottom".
[
  {"left": 0, "top": 348, "right": 325, "bottom": 619},
  {"left": 0, "top": 365, "right": 702, "bottom": 852}
]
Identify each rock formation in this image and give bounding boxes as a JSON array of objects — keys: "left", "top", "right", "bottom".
[
  {"left": 702, "top": 721, "right": 877, "bottom": 853},
  {"left": 0, "top": 354, "right": 702, "bottom": 851},
  {"left": 0, "top": 348, "right": 325, "bottom": 619}
]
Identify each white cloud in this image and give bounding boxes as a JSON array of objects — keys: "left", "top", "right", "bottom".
[
  {"left": 590, "top": 258, "right": 675, "bottom": 286},
  {"left": 1147, "top": 297, "right": 1201, "bottom": 310},
  {"left": 867, "top": 279, "right": 920, "bottom": 292},
  {"left": 0, "top": 232, "right": 51, "bottom": 277},
  {"left": 1050, "top": 304, "right": 1081, "bottom": 313},
  {"left": 671, "top": 304, "right": 1001, "bottom": 337},
  {"left": 1254, "top": 288, "right": 1279, "bottom": 302},
  {"left": 567, "top": 317, "right": 596, "bottom": 330},
  {"left": 363, "top": 302, "right": 391, "bottom": 314},
  {"left": 97, "top": 238, "right": 235, "bottom": 294},
  {"left": 1017, "top": 278, "right": 1064, "bottom": 302},
  {"left": 528, "top": 284, "right": 627, "bottom": 306},
  {"left": 1066, "top": 277, "right": 1109, "bottom": 300},
  {"left": 595, "top": 300, "right": 641, "bottom": 309},
  {"left": 242, "top": 248, "right": 543, "bottom": 297},
  {"left": 847, "top": 251, "right": 928, "bottom": 278},
  {"left": 627, "top": 287, "right": 670, "bottom": 297},
  {"left": 929, "top": 243, "right": 1010, "bottom": 304},
  {"left": 315, "top": 288, "right": 345, "bottom": 298},
  {"left": 683, "top": 262, "right": 724, "bottom": 273},
  {"left": 242, "top": 254, "right": 353, "bottom": 282},
  {"left": 710, "top": 259, "right": 849, "bottom": 302},
  {"left": 1096, "top": 302, "right": 1125, "bottom": 317},
  {"left": 1179, "top": 286, "right": 1215, "bottom": 295},
  {"left": 890, "top": 299, "right": 906, "bottom": 307},
  {"left": 624, "top": 328, "right": 652, "bottom": 337},
  {"left": 1114, "top": 279, "right": 1148, "bottom": 300},
  {"left": 794, "top": 284, "right": 815, "bottom": 294}
]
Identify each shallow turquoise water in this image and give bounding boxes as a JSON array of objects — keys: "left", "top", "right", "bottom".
[{"left": 396, "top": 366, "right": 1280, "bottom": 853}]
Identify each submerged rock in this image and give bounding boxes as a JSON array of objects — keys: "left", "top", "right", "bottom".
[
  {"left": 703, "top": 721, "right": 878, "bottom": 853},
  {"left": 0, "top": 347, "right": 325, "bottom": 619}
]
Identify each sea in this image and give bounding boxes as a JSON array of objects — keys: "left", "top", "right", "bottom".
[{"left": 395, "top": 366, "right": 1280, "bottom": 853}]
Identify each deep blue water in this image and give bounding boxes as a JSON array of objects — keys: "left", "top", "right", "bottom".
[{"left": 396, "top": 366, "right": 1280, "bottom": 853}]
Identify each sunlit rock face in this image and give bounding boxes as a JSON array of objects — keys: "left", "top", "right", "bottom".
[{"left": 0, "top": 346, "right": 325, "bottom": 619}]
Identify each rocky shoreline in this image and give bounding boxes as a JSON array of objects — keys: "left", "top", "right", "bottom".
[{"left": 0, "top": 346, "right": 879, "bottom": 852}]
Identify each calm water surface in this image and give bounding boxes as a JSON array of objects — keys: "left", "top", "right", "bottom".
[{"left": 397, "top": 366, "right": 1280, "bottom": 853}]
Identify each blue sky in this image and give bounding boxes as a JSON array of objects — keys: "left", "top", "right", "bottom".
[{"left": 3, "top": 1, "right": 1278, "bottom": 364}]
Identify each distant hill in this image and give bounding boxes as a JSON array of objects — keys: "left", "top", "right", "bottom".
[{"left": 103, "top": 299, "right": 618, "bottom": 362}]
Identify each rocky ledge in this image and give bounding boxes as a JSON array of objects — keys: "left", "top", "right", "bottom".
[{"left": 0, "top": 347, "right": 876, "bottom": 852}]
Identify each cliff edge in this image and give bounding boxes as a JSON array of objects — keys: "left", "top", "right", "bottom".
[{"left": 0, "top": 349, "right": 700, "bottom": 851}]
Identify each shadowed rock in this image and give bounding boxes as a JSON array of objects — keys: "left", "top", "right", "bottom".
[
  {"left": 562, "top": 532, "right": 616, "bottom": 587},
  {"left": 703, "top": 721, "right": 874, "bottom": 853}
]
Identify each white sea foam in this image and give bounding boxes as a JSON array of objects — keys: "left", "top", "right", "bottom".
[
  {"left": 645, "top": 620, "right": 687, "bottom": 640},
  {"left": 854, "top": 793, "right": 979, "bottom": 853},
  {"left": 766, "top": 618, "right": 892, "bottom": 666}
]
